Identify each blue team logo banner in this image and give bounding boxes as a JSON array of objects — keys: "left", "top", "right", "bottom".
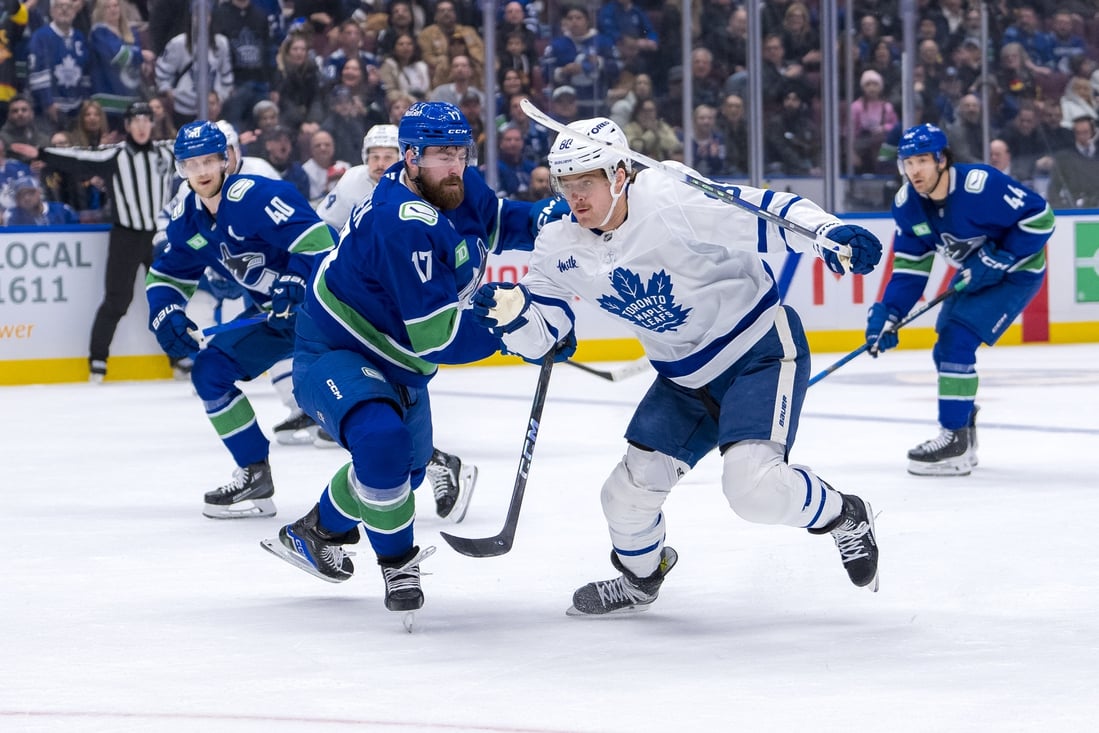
[{"left": 598, "top": 268, "right": 691, "bottom": 332}]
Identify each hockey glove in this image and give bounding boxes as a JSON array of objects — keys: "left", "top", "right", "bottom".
[
  {"left": 865, "top": 302, "right": 901, "bottom": 356},
  {"left": 269, "top": 273, "right": 306, "bottom": 321},
  {"left": 954, "top": 246, "right": 1016, "bottom": 295},
  {"left": 151, "top": 304, "right": 200, "bottom": 360},
  {"left": 552, "top": 330, "right": 578, "bottom": 362},
  {"left": 529, "top": 196, "right": 571, "bottom": 238},
  {"left": 472, "top": 282, "right": 531, "bottom": 333},
  {"left": 818, "top": 224, "right": 883, "bottom": 275}
]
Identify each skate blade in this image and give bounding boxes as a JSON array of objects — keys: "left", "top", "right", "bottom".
[
  {"left": 448, "top": 465, "right": 478, "bottom": 524},
  {"left": 274, "top": 429, "right": 317, "bottom": 446},
  {"left": 203, "top": 498, "right": 277, "bottom": 519},
  {"left": 402, "top": 611, "right": 416, "bottom": 633},
  {"left": 907, "top": 458, "right": 971, "bottom": 476},
  {"left": 259, "top": 537, "right": 350, "bottom": 583},
  {"left": 312, "top": 435, "right": 341, "bottom": 450},
  {"left": 565, "top": 601, "right": 655, "bottom": 618}
]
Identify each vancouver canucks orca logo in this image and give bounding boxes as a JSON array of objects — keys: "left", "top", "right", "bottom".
[
  {"left": 219, "top": 242, "right": 266, "bottom": 284},
  {"left": 598, "top": 268, "right": 691, "bottom": 332},
  {"left": 938, "top": 232, "right": 986, "bottom": 266}
]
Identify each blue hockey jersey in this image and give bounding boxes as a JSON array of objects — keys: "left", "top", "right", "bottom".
[
  {"left": 885, "top": 163, "right": 1054, "bottom": 315},
  {"left": 146, "top": 174, "right": 335, "bottom": 314},
  {"left": 300, "top": 162, "right": 537, "bottom": 388}
]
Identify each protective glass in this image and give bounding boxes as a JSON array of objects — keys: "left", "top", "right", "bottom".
[
  {"left": 416, "top": 147, "right": 471, "bottom": 169},
  {"left": 176, "top": 154, "right": 227, "bottom": 178},
  {"left": 553, "top": 175, "right": 601, "bottom": 198}
]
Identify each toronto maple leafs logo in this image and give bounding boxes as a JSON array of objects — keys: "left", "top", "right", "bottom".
[
  {"left": 219, "top": 242, "right": 265, "bottom": 284},
  {"left": 597, "top": 268, "right": 691, "bottom": 332},
  {"left": 54, "top": 56, "right": 84, "bottom": 88},
  {"left": 937, "top": 232, "right": 986, "bottom": 267}
]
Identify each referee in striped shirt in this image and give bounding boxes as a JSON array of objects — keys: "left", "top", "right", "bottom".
[{"left": 13, "top": 101, "right": 176, "bottom": 382}]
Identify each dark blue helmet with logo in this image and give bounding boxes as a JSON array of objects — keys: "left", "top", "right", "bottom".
[
  {"left": 397, "top": 101, "right": 473, "bottom": 160},
  {"left": 897, "top": 123, "right": 949, "bottom": 162},
  {"left": 174, "top": 121, "right": 227, "bottom": 163}
]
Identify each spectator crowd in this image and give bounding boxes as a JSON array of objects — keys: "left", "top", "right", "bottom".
[{"left": 2, "top": 0, "right": 1099, "bottom": 220}]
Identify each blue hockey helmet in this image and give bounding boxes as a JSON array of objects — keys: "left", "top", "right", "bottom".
[
  {"left": 897, "top": 123, "right": 949, "bottom": 162},
  {"left": 397, "top": 101, "right": 474, "bottom": 162},
  {"left": 173, "top": 120, "right": 228, "bottom": 176}
]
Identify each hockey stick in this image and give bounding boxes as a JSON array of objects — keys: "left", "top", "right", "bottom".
[
  {"left": 808, "top": 287, "right": 957, "bottom": 387},
  {"left": 440, "top": 351, "right": 555, "bottom": 558},
  {"left": 518, "top": 98, "right": 851, "bottom": 262},
  {"left": 565, "top": 356, "right": 650, "bottom": 382}
]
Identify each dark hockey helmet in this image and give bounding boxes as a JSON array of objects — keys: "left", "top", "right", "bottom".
[
  {"left": 397, "top": 102, "right": 474, "bottom": 164},
  {"left": 897, "top": 123, "right": 948, "bottom": 162},
  {"left": 173, "top": 120, "right": 228, "bottom": 177}
]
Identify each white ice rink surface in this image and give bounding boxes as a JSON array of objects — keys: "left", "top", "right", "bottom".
[{"left": 2, "top": 343, "right": 1098, "bottom": 733}]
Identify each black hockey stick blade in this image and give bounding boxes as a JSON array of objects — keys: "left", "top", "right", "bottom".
[{"left": 440, "top": 353, "right": 555, "bottom": 557}]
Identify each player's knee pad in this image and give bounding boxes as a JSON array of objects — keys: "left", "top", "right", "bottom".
[
  {"left": 600, "top": 444, "right": 686, "bottom": 529},
  {"left": 191, "top": 347, "right": 242, "bottom": 401},
  {"left": 343, "top": 400, "right": 411, "bottom": 495},
  {"left": 932, "top": 324, "right": 981, "bottom": 373},
  {"left": 722, "top": 440, "right": 791, "bottom": 525}
]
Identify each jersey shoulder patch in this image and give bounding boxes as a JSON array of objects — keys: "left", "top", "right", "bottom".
[
  {"left": 170, "top": 197, "right": 186, "bottom": 220},
  {"left": 398, "top": 200, "right": 440, "bottom": 226},
  {"left": 225, "top": 177, "right": 256, "bottom": 202}
]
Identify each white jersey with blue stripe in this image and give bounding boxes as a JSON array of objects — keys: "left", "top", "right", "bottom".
[{"left": 503, "top": 167, "right": 841, "bottom": 388}]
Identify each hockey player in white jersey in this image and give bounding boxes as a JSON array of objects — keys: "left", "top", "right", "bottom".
[
  {"left": 472, "top": 117, "right": 885, "bottom": 615},
  {"left": 315, "top": 124, "right": 401, "bottom": 232}
]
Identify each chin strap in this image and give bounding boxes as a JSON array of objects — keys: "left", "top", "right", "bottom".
[{"left": 597, "top": 171, "right": 626, "bottom": 229}]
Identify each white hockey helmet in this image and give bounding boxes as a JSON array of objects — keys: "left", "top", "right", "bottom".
[
  {"left": 547, "top": 117, "right": 631, "bottom": 186},
  {"left": 214, "top": 120, "right": 240, "bottom": 156},
  {"left": 361, "top": 124, "right": 400, "bottom": 164}
]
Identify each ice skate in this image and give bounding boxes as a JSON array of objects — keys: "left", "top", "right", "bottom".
[
  {"left": 89, "top": 359, "right": 107, "bottom": 384},
  {"left": 272, "top": 410, "right": 319, "bottom": 446},
  {"left": 809, "top": 492, "right": 879, "bottom": 592},
  {"left": 379, "top": 545, "right": 436, "bottom": 631},
  {"left": 907, "top": 426, "right": 974, "bottom": 476},
  {"left": 425, "top": 448, "right": 477, "bottom": 522},
  {"left": 202, "top": 459, "right": 276, "bottom": 519},
  {"left": 260, "top": 505, "right": 359, "bottom": 582},
  {"left": 967, "top": 405, "right": 980, "bottom": 467},
  {"left": 313, "top": 427, "right": 340, "bottom": 449},
  {"left": 567, "top": 546, "right": 678, "bottom": 617}
]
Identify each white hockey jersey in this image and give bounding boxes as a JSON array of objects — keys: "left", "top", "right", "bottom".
[
  {"left": 314, "top": 165, "right": 377, "bottom": 231},
  {"left": 503, "top": 168, "right": 841, "bottom": 388}
]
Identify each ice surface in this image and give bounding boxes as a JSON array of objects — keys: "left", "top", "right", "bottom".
[{"left": 2, "top": 344, "right": 1097, "bottom": 732}]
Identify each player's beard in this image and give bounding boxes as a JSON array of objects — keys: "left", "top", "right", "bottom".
[{"left": 419, "top": 173, "right": 464, "bottom": 210}]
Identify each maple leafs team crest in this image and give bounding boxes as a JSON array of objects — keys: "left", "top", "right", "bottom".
[
  {"left": 54, "top": 56, "right": 84, "bottom": 88},
  {"left": 597, "top": 268, "right": 691, "bottom": 332}
]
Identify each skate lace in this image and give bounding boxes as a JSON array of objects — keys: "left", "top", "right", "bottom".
[
  {"left": 916, "top": 429, "right": 955, "bottom": 452},
  {"left": 382, "top": 546, "right": 437, "bottom": 591},
  {"left": 211, "top": 466, "right": 248, "bottom": 496},
  {"left": 833, "top": 521, "right": 872, "bottom": 563},
  {"left": 425, "top": 461, "right": 456, "bottom": 500},
  {"left": 320, "top": 544, "right": 354, "bottom": 570},
  {"left": 595, "top": 576, "right": 651, "bottom": 607}
]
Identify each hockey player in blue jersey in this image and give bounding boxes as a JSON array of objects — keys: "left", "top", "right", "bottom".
[
  {"left": 865, "top": 123, "right": 1054, "bottom": 476},
  {"left": 471, "top": 117, "right": 884, "bottom": 615},
  {"left": 146, "top": 121, "right": 337, "bottom": 519},
  {"left": 261, "top": 101, "right": 569, "bottom": 620}
]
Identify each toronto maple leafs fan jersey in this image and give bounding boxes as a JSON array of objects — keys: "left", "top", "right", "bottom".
[
  {"left": 884, "top": 163, "right": 1053, "bottom": 315},
  {"left": 298, "top": 162, "right": 537, "bottom": 388},
  {"left": 146, "top": 174, "right": 335, "bottom": 314},
  {"left": 500, "top": 168, "right": 843, "bottom": 388}
]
